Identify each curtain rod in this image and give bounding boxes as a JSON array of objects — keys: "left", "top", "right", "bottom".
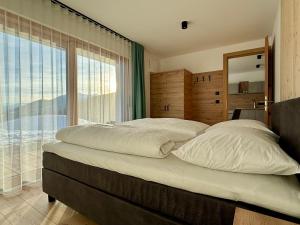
[{"left": 50, "top": 0, "right": 133, "bottom": 43}]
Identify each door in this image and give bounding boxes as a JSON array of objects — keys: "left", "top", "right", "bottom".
[
  {"left": 150, "top": 73, "right": 168, "bottom": 118},
  {"left": 164, "top": 71, "right": 185, "bottom": 118},
  {"left": 264, "top": 36, "right": 273, "bottom": 125}
]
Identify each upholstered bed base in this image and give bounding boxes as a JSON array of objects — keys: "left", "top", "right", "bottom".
[
  {"left": 43, "top": 152, "right": 300, "bottom": 225},
  {"left": 43, "top": 168, "right": 184, "bottom": 225},
  {"left": 43, "top": 152, "right": 236, "bottom": 225}
]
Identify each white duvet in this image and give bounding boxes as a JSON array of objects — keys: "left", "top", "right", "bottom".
[
  {"left": 122, "top": 118, "right": 209, "bottom": 139},
  {"left": 56, "top": 124, "right": 177, "bottom": 158},
  {"left": 56, "top": 118, "right": 209, "bottom": 158}
]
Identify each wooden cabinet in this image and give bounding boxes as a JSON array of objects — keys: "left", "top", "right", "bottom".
[
  {"left": 192, "top": 70, "right": 225, "bottom": 125},
  {"left": 150, "top": 69, "right": 192, "bottom": 119},
  {"left": 150, "top": 69, "right": 225, "bottom": 124}
]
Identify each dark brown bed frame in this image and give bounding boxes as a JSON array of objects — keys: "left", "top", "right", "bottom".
[{"left": 42, "top": 98, "right": 300, "bottom": 225}]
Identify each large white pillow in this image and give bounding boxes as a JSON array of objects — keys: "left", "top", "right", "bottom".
[
  {"left": 173, "top": 127, "right": 300, "bottom": 175},
  {"left": 206, "top": 119, "right": 278, "bottom": 138},
  {"left": 123, "top": 118, "right": 209, "bottom": 138}
]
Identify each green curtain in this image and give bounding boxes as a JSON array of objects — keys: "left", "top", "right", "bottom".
[{"left": 132, "top": 42, "right": 146, "bottom": 119}]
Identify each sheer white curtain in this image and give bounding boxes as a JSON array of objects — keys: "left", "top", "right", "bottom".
[
  {"left": 76, "top": 30, "right": 132, "bottom": 124},
  {"left": 0, "top": 10, "right": 68, "bottom": 193},
  {"left": 0, "top": 0, "right": 132, "bottom": 194}
]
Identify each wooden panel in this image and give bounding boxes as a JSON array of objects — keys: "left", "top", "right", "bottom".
[
  {"left": 281, "top": 0, "right": 300, "bottom": 100},
  {"left": 192, "top": 70, "right": 224, "bottom": 125},
  {"left": 184, "top": 70, "right": 193, "bottom": 120},
  {"left": 233, "top": 208, "right": 298, "bottom": 225},
  {"left": 150, "top": 72, "right": 166, "bottom": 118},
  {"left": 150, "top": 73, "right": 166, "bottom": 93},
  {"left": 164, "top": 70, "right": 185, "bottom": 118},
  {"left": 228, "top": 93, "right": 265, "bottom": 110}
]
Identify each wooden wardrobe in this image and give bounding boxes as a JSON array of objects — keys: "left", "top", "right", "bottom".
[
  {"left": 150, "top": 69, "right": 224, "bottom": 125},
  {"left": 150, "top": 69, "right": 192, "bottom": 119}
]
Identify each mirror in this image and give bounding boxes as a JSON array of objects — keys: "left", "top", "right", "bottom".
[{"left": 227, "top": 53, "right": 265, "bottom": 122}]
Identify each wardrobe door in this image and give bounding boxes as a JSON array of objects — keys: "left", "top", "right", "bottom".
[
  {"left": 164, "top": 71, "right": 185, "bottom": 118},
  {"left": 150, "top": 73, "right": 167, "bottom": 118},
  {"left": 184, "top": 70, "right": 193, "bottom": 120}
]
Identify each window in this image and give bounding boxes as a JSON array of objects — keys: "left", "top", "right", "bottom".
[
  {"left": 0, "top": 9, "right": 131, "bottom": 193},
  {"left": 0, "top": 30, "right": 67, "bottom": 192},
  {"left": 77, "top": 50, "right": 117, "bottom": 124}
]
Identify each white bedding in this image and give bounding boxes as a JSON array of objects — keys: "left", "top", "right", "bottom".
[
  {"left": 173, "top": 127, "right": 300, "bottom": 175},
  {"left": 43, "top": 142, "right": 300, "bottom": 219},
  {"left": 122, "top": 118, "right": 209, "bottom": 139},
  {"left": 56, "top": 124, "right": 176, "bottom": 158}
]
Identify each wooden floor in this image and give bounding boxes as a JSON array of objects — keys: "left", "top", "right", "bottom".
[{"left": 0, "top": 184, "right": 98, "bottom": 225}]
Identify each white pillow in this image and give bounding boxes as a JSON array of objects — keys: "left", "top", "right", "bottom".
[
  {"left": 207, "top": 119, "right": 278, "bottom": 138},
  {"left": 123, "top": 118, "right": 209, "bottom": 138},
  {"left": 173, "top": 127, "right": 300, "bottom": 175}
]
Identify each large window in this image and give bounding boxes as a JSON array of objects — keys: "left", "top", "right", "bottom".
[
  {"left": 0, "top": 32, "right": 68, "bottom": 141},
  {"left": 77, "top": 50, "right": 117, "bottom": 124},
  {"left": 0, "top": 9, "right": 131, "bottom": 194}
]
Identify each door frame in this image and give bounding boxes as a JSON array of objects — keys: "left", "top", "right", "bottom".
[{"left": 223, "top": 47, "right": 266, "bottom": 122}]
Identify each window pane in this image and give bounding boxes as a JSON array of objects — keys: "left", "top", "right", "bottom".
[
  {"left": 0, "top": 31, "right": 67, "bottom": 192},
  {"left": 77, "top": 50, "right": 117, "bottom": 124}
]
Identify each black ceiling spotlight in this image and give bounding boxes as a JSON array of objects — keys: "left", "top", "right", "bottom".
[
  {"left": 256, "top": 64, "right": 261, "bottom": 68},
  {"left": 181, "top": 21, "right": 188, "bottom": 30}
]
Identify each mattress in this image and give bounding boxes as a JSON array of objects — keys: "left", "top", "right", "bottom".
[{"left": 43, "top": 142, "right": 300, "bottom": 219}]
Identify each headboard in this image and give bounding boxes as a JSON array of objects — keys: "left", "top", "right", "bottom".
[{"left": 271, "top": 97, "right": 300, "bottom": 180}]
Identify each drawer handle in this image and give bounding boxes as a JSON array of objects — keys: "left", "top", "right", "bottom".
[{"left": 215, "top": 100, "right": 220, "bottom": 104}]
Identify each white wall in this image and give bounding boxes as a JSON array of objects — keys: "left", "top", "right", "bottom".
[
  {"left": 144, "top": 51, "right": 160, "bottom": 117},
  {"left": 271, "top": 1, "right": 281, "bottom": 102},
  {"left": 160, "top": 39, "right": 265, "bottom": 73}
]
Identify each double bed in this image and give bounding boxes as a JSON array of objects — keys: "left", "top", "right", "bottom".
[{"left": 42, "top": 98, "right": 300, "bottom": 225}]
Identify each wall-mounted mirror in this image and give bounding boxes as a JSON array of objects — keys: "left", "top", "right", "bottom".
[
  {"left": 228, "top": 54, "right": 265, "bottom": 122},
  {"left": 224, "top": 37, "right": 272, "bottom": 125}
]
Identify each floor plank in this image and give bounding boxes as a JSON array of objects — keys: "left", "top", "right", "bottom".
[{"left": 0, "top": 185, "right": 99, "bottom": 225}]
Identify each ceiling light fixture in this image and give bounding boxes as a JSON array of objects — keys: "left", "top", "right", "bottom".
[{"left": 181, "top": 21, "right": 188, "bottom": 30}]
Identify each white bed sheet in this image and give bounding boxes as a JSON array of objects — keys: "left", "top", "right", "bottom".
[{"left": 43, "top": 142, "right": 300, "bottom": 219}]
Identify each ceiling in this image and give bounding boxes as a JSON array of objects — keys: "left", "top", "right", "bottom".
[
  {"left": 229, "top": 54, "right": 265, "bottom": 74},
  {"left": 60, "top": 0, "right": 279, "bottom": 57}
]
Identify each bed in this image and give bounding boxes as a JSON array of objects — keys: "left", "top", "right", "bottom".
[{"left": 42, "top": 98, "right": 300, "bottom": 225}]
